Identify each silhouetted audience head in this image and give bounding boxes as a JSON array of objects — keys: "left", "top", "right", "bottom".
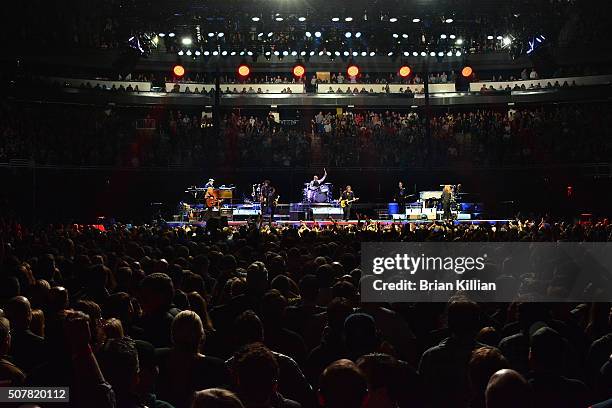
[
  {"left": 448, "top": 299, "right": 480, "bottom": 338},
  {"left": 529, "top": 326, "right": 566, "bottom": 372},
  {"left": 469, "top": 347, "right": 510, "bottom": 408},
  {"left": 192, "top": 388, "right": 245, "bottom": 408},
  {"left": 172, "top": 310, "right": 204, "bottom": 353},
  {"left": 233, "top": 343, "right": 279, "bottom": 407},
  {"left": 139, "top": 273, "right": 174, "bottom": 315},
  {"left": 319, "top": 359, "right": 368, "bottom": 408},
  {"left": 356, "top": 353, "right": 403, "bottom": 408},
  {"left": 4, "top": 296, "right": 32, "bottom": 331},
  {"left": 485, "top": 369, "right": 532, "bottom": 408},
  {"left": 98, "top": 337, "right": 140, "bottom": 395}
]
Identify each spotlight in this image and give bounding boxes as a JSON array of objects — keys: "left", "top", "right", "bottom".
[
  {"left": 293, "top": 64, "right": 306, "bottom": 77},
  {"left": 332, "top": 17, "right": 340, "bottom": 22},
  {"left": 298, "top": 16, "right": 306, "bottom": 22},
  {"left": 347, "top": 64, "right": 359, "bottom": 77},
  {"left": 305, "top": 31, "right": 312, "bottom": 38},
  {"left": 438, "top": 51, "right": 444, "bottom": 56},
  {"left": 173, "top": 64, "right": 185, "bottom": 77},
  {"left": 440, "top": 34, "right": 447, "bottom": 39},
  {"left": 177, "top": 50, "right": 184, "bottom": 56},
  {"left": 221, "top": 50, "right": 228, "bottom": 56},
  {"left": 388, "top": 51, "right": 394, "bottom": 56},
  {"left": 314, "top": 31, "right": 322, "bottom": 38},
  {"left": 300, "top": 51, "right": 306, "bottom": 56},
  {"left": 268, "top": 32, "right": 274, "bottom": 37},
  {"left": 204, "top": 51, "right": 210, "bottom": 56},
  {"left": 412, "top": 51, "right": 418, "bottom": 56},
  {"left": 461, "top": 66, "right": 473, "bottom": 77},
  {"left": 450, "top": 34, "right": 456, "bottom": 39},
  {"left": 195, "top": 50, "right": 201, "bottom": 56},
  {"left": 158, "top": 33, "right": 166, "bottom": 37},
  {"left": 247, "top": 51, "right": 253, "bottom": 56},
  {"left": 208, "top": 32, "right": 215, "bottom": 37},
  {"left": 238, "top": 63, "right": 251, "bottom": 77},
  {"left": 456, "top": 38, "right": 463, "bottom": 45},
  {"left": 420, "top": 51, "right": 427, "bottom": 56},
  {"left": 487, "top": 35, "right": 494, "bottom": 40},
  {"left": 393, "top": 33, "right": 399, "bottom": 38},
  {"left": 230, "top": 51, "right": 236, "bottom": 56},
  {"left": 496, "top": 35, "right": 503, "bottom": 40},
  {"left": 335, "top": 51, "right": 341, "bottom": 56},
  {"left": 352, "top": 51, "right": 358, "bottom": 56},
  {"left": 404, "top": 51, "right": 410, "bottom": 56},
  {"left": 309, "top": 51, "right": 315, "bottom": 56},
  {"left": 445, "top": 18, "right": 454, "bottom": 23},
  {"left": 412, "top": 18, "right": 420, "bottom": 23},
  {"left": 258, "top": 32, "right": 264, "bottom": 37},
  {"left": 355, "top": 32, "right": 362, "bottom": 38},
  {"left": 399, "top": 65, "right": 411, "bottom": 77},
  {"left": 369, "top": 51, "right": 375, "bottom": 56},
  {"left": 283, "top": 51, "right": 289, "bottom": 56},
  {"left": 213, "top": 51, "right": 219, "bottom": 56},
  {"left": 343, "top": 51, "right": 350, "bottom": 56},
  {"left": 456, "top": 51, "right": 462, "bottom": 56},
  {"left": 186, "top": 50, "right": 192, "bottom": 56},
  {"left": 252, "top": 17, "right": 260, "bottom": 22},
  {"left": 345, "top": 32, "right": 352, "bottom": 38},
  {"left": 181, "top": 37, "right": 192, "bottom": 45},
  {"left": 218, "top": 32, "right": 224, "bottom": 37},
  {"left": 274, "top": 51, "right": 280, "bottom": 56},
  {"left": 389, "top": 17, "right": 398, "bottom": 22},
  {"left": 503, "top": 36, "right": 512, "bottom": 45},
  {"left": 318, "top": 50, "right": 324, "bottom": 56},
  {"left": 275, "top": 17, "right": 283, "bottom": 21},
  {"left": 402, "top": 34, "right": 408, "bottom": 39},
  {"left": 291, "top": 50, "right": 298, "bottom": 56},
  {"left": 447, "top": 51, "right": 453, "bottom": 56},
  {"left": 361, "top": 51, "right": 367, "bottom": 56},
  {"left": 430, "top": 51, "right": 436, "bottom": 56},
  {"left": 345, "top": 17, "right": 353, "bottom": 22},
  {"left": 168, "top": 33, "right": 175, "bottom": 37}
]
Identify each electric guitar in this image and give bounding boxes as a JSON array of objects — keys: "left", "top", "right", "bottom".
[{"left": 340, "top": 197, "right": 359, "bottom": 208}]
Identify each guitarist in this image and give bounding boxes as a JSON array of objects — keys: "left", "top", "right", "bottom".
[
  {"left": 259, "top": 179, "right": 277, "bottom": 223},
  {"left": 340, "top": 185, "right": 357, "bottom": 221}
]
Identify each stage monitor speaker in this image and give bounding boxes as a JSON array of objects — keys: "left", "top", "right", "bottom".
[{"left": 311, "top": 207, "right": 343, "bottom": 220}]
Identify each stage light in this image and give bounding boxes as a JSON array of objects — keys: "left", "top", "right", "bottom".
[
  {"left": 173, "top": 64, "right": 185, "bottom": 77},
  {"left": 332, "top": 17, "right": 340, "bottom": 22},
  {"left": 268, "top": 32, "right": 273, "bottom": 37},
  {"left": 343, "top": 51, "right": 350, "bottom": 56},
  {"left": 314, "top": 31, "right": 322, "bottom": 38},
  {"left": 158, "top": 33, "right": 166, "bottom": 38},
  {"left": 238, "top": 64, "right": 250, "bottom": 77},
  {"left": 305, "top": 31, "right": 312, "bottom": 38},
  {"left": 487, "top": 35, "right": 494, "bottom": 40},
  {"left": 177, "top": 50, "right": 184, "bottom": 56},
  {"left": 450, "top": 34, "right": 456, "bottom": 39},
  {"left": 275, "top": 17, "right": 283, "bottom": 21},
  {"left": 168, "top": 32, "right": 175, "bottom": 37},
  {"left": 402, "top": 34, "right": 409, "bottom": 39},
  {"left": 186, "top": 50, "right": 192, "bottom": 56},
  {"left": 345, "top": 32, "right": 352, "bottom": 38},
  {"left": 291, "top": 50, "right": 298, "bottom": 56},
  {"left": 335, "top": 51, "right": 341, "bottom": 56},
  {"left": 393, "top": 33, "right": 399, "bottom": 38},
  {"left": 213, "top": 51, "right": 219, "bottom": 56},
  {"left": 208, "top": 32, "right": 215, "bottom": 37},
  {"left": 258, "top": 32, "right": 264, "bottom": 37},
  {"left": 403, "top": 51, "right": 409, "bottom": 56},
  {"left": 309, "top": 51, "right": 315, "bottom": 56},
  {"left": 388, "top": 51, "right": 394, "bottom": 56},
  {"left": 195, "top": 50, "right": 201, "bottom": 56},
  {"left": 283, "top": 50, "right": 289, "bottom": 56},
  {"left": 456, "top": 38, "right": 463, "bottom": 45},
  {"left": 352, "top": 51, "right": 358, "bottom": 56},
  {"left": 461, "top": 66, "right": 473, "bottom": 77},
  {"left": 361, "top": 51, "right": 367, "bottom": 56},
  {"left": 412, "top": 18, "right": 420, "bottom": 23},
  {"left": 420, "top": 51, "right": 427, "bottom": 56},
  {"left": 204, "top": 51, "right": 210, "bottom": 56},
  {"left": 218, "top": 32, "right": 224, "bottom": 37},
  {"left": 447, "top": 51, "right": 453, "bottom": 56},
  {"left": 221, "top": 50, "right": 228, "bottom": 56},
  {"left": 230, "top": 51, "right": 236, "bottom": 56},
  {"left": 389, "top": 17, "right": 398, "bottom": 22},
  {"left": 503, "top": 36, "right": 512, "bottom": 45},
  {"left": 413, "top": 51, "right": 418, "bottom": 56},
  {"left": 298, "top": 16, "right": 306, "bottom": 22},
  {"left": 438, "top": 51, "right": 444, "bottom": 56},
  {"left": 369, "top": 51, "right": 376, "bottom": 56},
  {"left": 181, "top": 37, "right": 192, "bottom": 45},
  {"left": 326, "top": 51, "right": 331, "bottom": 56},
  {"left": 240, "top": 51, "right": 245, "bottom": 56},
  {"left": 355, "top": 32, "right": 362, "bottom": 38},
  {"left": 274, "top": 51, "right": 280, "bottom": 56},
  {"left": 496, "top": 35, "right": 503, "bottom": 40},
  {"left": 445, "top": 18, "right": 453, "bottom": 23},
  {"left": 252, "top": 17, "right": 260, "bottom": 22},
  {"left": 440, "top": 34, "right": 447, "bottom": 39},
  {"left": 293, "top": 64, "right": 305, "bottom": 77},
  {"left": 347, "top": 64, "right": 359, "bottom": 77},
  {"left": 399, "top": 65, "right": 411, "bottom": 77},
  {"left": 430, "top": 51, "right": 436, "bottom": 56},
  {"left": 300, "top": 51, "right": 306, "bottom": 56},
  {"left": 345, "top": 17, "right": 353, "bottom": 22}
]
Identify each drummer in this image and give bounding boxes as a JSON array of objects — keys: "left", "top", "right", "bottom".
[
  {"left": 204, "top": 178, "right": 215, "bottom": 188},
  {"left": 307, "top": 168, "right": 327, "bottom": 202}
]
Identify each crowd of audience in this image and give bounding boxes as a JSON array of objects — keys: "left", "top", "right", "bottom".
[
  {"left": 0, "top": 217, "right": 610, "bottom": 408},
  {"left": 2, "top": 102, "right": 611, "bottom": 169}
]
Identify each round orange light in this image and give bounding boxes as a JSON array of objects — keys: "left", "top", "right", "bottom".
[
  {"left": 293, "top": 64, "right": 306, "bottom": 77},
  {"left": 399, "top": 65, "right": 412, "bottom": 78},
  {"left": 461, "top": 66, "right": 473, "bottom": 78},
  {"left": 347, "top": 65, "right": 359, "bottom": 77},
  {"left": 173, "top": 65, "right": 185, "bottom": 77},
  {"left": 238, "top": 64, "right": 251, "bottom": 77}
]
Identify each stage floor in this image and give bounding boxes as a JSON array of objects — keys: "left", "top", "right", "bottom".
[{"left": 166, "top": 219, "right": 513, "bottom": 228}]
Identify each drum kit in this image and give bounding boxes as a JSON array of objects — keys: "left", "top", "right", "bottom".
[{"left": 303, "top": 182, "right": 333, "bottom": 203}]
